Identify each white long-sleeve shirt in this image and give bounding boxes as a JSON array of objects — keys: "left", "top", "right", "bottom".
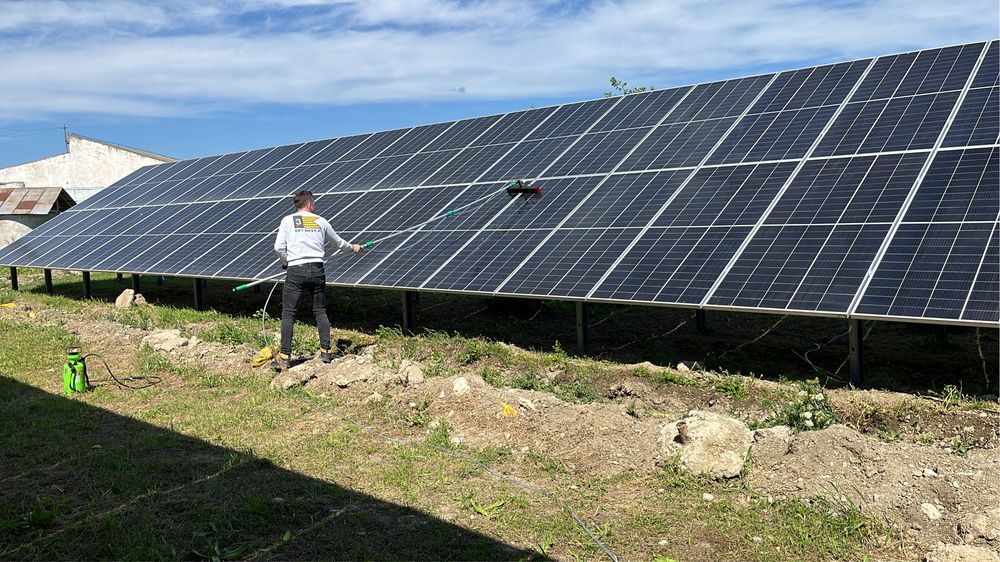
[{"left": 274, "top": 211, "right": 353, "bottom": 267}]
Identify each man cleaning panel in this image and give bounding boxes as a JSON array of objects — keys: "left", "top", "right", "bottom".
[{"left": 273, "top": 190, "right": 361, "bottom": 371}]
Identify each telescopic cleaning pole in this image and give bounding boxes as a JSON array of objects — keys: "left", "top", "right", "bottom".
[{"left": 232, "top": 181, "right": 539, "bottom": 293}]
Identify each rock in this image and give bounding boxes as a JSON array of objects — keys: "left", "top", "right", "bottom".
[
  {"left": 332, "top": 371, "right": 367, "bottom": 388},
  {"left": 923, "top": 468, "right": 939, "bottom": 478},
  {"left": 921, "top": 503, "right": 943, "bottom": 521},
  {"left": 142, "top": 329, "right": 188, "bottom": 352},
  {"left": 517, "top": 397, "right": 537, "bottom": 412},
  {"left": 364, "top": 392, "right": 384, "bottom": 404},
  {"left": 702, "top": 493, "right": 715, "bottom": 501},
  {"left": 660, "top": 410, "right": 752, "bottom": 479},
  {"left": 676, "top": 362, "right": 691, "bottom": 372},
  {"left": 923, "top": 542, "right": 1000, "bottom": 562},
  {"left": 115, "top": 289, "right": 136, "bottom": 308},
  {"left": 399, "top": 359, "right": 425, "bottom": 386},
  {"left": 452, "top": 377, "right": 471, "bottom": 396},
  {"left": 750, "top": 425, "right": 793, "bottom": 466},
  {"left": 133, "top": 294, "right": 147, "bottom": 306},
  {"left": 958, "top": 507, "right": 1000, "bottom": 543}
]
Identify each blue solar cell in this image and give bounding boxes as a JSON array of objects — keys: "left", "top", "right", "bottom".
[
  {"left": 499, "top": 228, "right": 643, "bottom": 297},
  {"left": 591, "top": 87, "right": 690, "bottom": 132},
  {"left": 667, "top": 75, "right": 774, "bottom": 123},
  {"left": 424, "top": 143, "right": 516, "bottom": 185},
  {"left": 528, "top": 97, "right": 618, "bottom": 140},
  {"left": 652, "top": 162, "right": 797, "bottom": 227},
  {"left": 962, "top": 224, "right": 999, "bottom": 323},
  {"left": 709, "top": 223, "right": 890, "bottom": 312},
  {"left": 591, "top": 226, "right": 753, "bottom": 304},
  {"left": 380, "top": 123, "right": 453, "bottom": 156},
  {"left": 971, "top": 40, "right": 999, "bottom": 88},
  {"left": 707, "top": 106, "right": 836, "bottom": 165},
  {"left": 856, "top": 222, "right": 994, "bottom": 320},
  {"left": 767, "top": 153, "right": 927, "bottom": 224},
  {"left": 561, "top": 170, "right": 689, "bottom": 229},
  {"left": 479, "top": 137, "right": 577, "bottom": 182},
  {"left": 422, "top": 229, "right": 551, "bottom": 293},
  {"left": 546, "top": 128, "right": 652, "bottom": 176},
  {"left": 617, "top": 118, "right": 735, "bottom": 171},
  {"left": 904, "top": 148, "right": 999, "bottom": 223},
  {"left": 375, "top": 150, "right": 462, "bottom": 188},
  {"left": 813, "top": 91, "right": 959, "bottom": 156},
  {"left": 942, "top": 87, "right": 1000, "bottom": 147},
  {"left": 750, "top": 59, "right": 870, "bottom": 113}
]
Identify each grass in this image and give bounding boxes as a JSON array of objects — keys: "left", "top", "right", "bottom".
[{"left": 0, "top": 270, "right": 991, "bottom": 560}]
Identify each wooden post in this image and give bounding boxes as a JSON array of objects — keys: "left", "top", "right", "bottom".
[
  {"left": 44, "top": 269, "right": 53, "bottom": 294},
  {"left": 131, "top": 274, "right": 140, "bottom": 293},
  {"left": 9, "top": 267, "right": 18, "bottom": 291},
  {"left": 696, "top": 309, "right": 707, "bottom": 333},
  {"left": 82, "top": 272, "right": 92, "bottom": 299}
]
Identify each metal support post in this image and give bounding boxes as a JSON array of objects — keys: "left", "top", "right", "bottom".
[
  {"left": 82, "top": 272, "right": 92, "bottom": 299},
  {"left": 576, "top": 301, "right": 589, "bottom": 355},
  {"left": 401, "top": 291, "right": 416, "bottom": 335},
  {"left": 849, "top": 319, "right": 864, "bottom": 386},
  {"left": 131, "top": 274, "right": 140, "bottom": 293},
  {"left": 9, "top": 267, "right": 17, "bottom": 291},
  {"left": 157, "top": 275, "right": 165, "bottom": 286},
  {"left": 937, "top": 325, "right": 948, "bottom": 346},
  {"left": 696, "top": 309, "right": 707, "bottom": 333},
  {"left": 44, "top": 269, "right": 53, "bottom": 294},
  {"left": 194, "top": 278, "right": 205, "bottom": 311},
  {"left": 116, "top": 273, "right": 123, "bottom": 283}
]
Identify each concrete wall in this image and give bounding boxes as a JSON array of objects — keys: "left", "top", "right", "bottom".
[
  {"left": 0, "top": 219, "right": 35, "bottom": 247},
  {"left": 0, "top": 135, "right": 168, "bottom": 193}
]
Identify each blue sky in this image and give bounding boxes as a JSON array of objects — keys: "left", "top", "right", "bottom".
[{"left": 1, "top": 0, "right": 996, "bottom": 168}]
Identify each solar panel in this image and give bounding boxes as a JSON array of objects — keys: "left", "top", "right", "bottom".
[{"left": 1, "top": 39, "right": 997, "bottom": 331}]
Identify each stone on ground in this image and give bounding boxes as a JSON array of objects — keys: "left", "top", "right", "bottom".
[
  {"left": 399, "top": 359, "right": 424, "bottom": 386},
  {"left": 923, "top": 542, "right": 1000, "bottom": 562},
  {"left": 142, "top": 329, "right": 188, "bottom": 352},
  {"left": 659, "top": 410, "right": 752, "bottom": 479}
]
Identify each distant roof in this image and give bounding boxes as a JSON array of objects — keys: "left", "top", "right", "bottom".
[
  {"left": 69, "top": 133, "right": 174, "bottom": 162},
  {"left": 0, "top": 187, "right": 75, "bottom": 215}
]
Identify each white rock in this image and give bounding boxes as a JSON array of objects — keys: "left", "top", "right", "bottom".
[
  {"left": 922, "top": 468, "right": 939, "bottom": 478},
  {"left": 923, "top": 542, "right": 1000, "bottom": 562},
  {"left": 115, "top": 289, "right": 136, "bottom": 308},
  {"left": 921, "top": 503, "right": 943, "bottom": 521},
  {"left": 517, "top": 397, "right": 537, "bottom": 412},
  {"left": 958, "top": 507, "right": 1000, "bottom": 543},
  {"left": 452, "top": 377, "right": 471, "bottom": 396},
  {"left": 676, "top": 362, "right": 691, "bottom": 372},
  {"left": 141, "top": 329, "right": 188, "bottom": 352},
  {"left": 702, "top": 493, "right": 715, "bottom": 501},
  {"left": 660, "top": 410, "right": 752, "bottom": 479},
  {"left": 332, "top": 371, "right": 367, "bottom": 388},
  {"left": 399, "top": 359, "right": 425, "bottom": 386}
]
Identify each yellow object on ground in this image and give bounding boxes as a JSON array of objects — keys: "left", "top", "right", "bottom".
[
  {"left": 500, "top": 401, "right": 518, "bottom": 417},
  {"left": 0, "top": 303, "right": 15, "bottom": 309},
  {"left": 250, "top": 346, "right": 275, "bottom": 367}
]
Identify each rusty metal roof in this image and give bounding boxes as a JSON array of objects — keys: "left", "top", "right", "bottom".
[{"left": 0, "top": 187, "right": 76, "bottom": 215}]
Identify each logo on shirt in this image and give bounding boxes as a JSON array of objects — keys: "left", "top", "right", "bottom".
[{"left": 293, "top": 215, "right": 319, "bottom": 230}]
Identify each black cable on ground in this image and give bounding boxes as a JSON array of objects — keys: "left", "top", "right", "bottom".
[{"left": 83, "top": 353, "right": 161, "bottom": 390}]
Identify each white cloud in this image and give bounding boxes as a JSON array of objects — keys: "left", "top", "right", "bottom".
[{"left": 0, "top": 0, "right": 995, "bottom": 120}]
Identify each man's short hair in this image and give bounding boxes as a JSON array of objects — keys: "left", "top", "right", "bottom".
[{"left": 293, "top": 190, "right": 314, "bottom": 210}]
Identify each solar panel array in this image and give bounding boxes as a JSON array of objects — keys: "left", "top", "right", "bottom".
[{"left": 1, "top": 40, "right": 997, "bottom": 328}]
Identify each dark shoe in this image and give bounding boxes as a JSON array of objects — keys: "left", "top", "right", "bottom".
[
  {"left": 320, "top": 348, "right": 332, "bottom": 363},
  {"left": 272, "top": 353, "right": 291, "bottom": 373}
]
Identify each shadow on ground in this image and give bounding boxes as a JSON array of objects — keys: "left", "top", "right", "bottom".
[
  {"left": 0, "top": 376, "right": 540, "bottom": 560},
  {"left": 24, "top": 271, "right": 1000, "bottom": 394}
]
